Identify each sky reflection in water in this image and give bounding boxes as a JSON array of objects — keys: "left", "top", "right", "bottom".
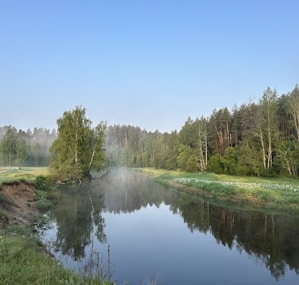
[{"left": 39, "top": 169, "right": 299, "bottom": 285}]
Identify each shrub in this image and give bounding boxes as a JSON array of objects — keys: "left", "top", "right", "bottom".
[
  {"left": 37, "top": 198, "right": 52, "bottom": 211},
  {"left": 35, "top": 175, "right": 48, "bottom": 190}
]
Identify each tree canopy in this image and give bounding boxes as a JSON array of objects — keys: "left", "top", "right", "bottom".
[
  {"left": 49, "top": 106, "right": 106, "bottom": 182},
  {"left": 0, "top": 126, "right": 56, "bottom": 167},
  {"left": 105, "top": 85, "right": 299, "bottom": 177},
  {"left": 2, "top": 84, "right": 299, "bottom": 179}
]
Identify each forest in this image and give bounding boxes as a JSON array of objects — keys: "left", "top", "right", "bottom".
[
  {"left": 105, "top": 85, "right": 299, "bottom": 177},
  {"left": 1, "top": 85, "right": 299, "bottom": 178},
  {"left": 0, "top": 126, "right": 56, "bottom": 167}
]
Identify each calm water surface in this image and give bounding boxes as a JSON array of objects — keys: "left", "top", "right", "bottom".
[{"left": 38, "top": 169, "right": 299, "bottom": 285}]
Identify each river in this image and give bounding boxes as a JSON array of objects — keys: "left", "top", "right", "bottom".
[{"left": 38, "top": 169, "right": 299, "bottom": 285}]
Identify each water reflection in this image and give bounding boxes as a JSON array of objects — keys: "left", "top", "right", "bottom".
[
  {"left": 176, "top": 199, "right": 299, "bottom": 280},
  {"left": 51, "top": 183, "right": 106, "bottom": 260},
  {"left": 41, "top": 169, "right": 299, "bottom": 282}
]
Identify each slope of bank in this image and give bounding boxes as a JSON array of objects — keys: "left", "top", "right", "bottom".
[
  {"left": 0, "top": 180, "right": 39, "bottom": 226},
  {"left": 0, "top": 167, "right": 112, "bottom": 285},
  {"left": 141, "top": 168, "right": 299, "bottom": 215}
]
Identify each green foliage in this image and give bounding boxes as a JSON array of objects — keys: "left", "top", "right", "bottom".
[
  {"left": 3, "top": 85, "right": 299, "bottom": 178},
  {"left": 177, "top": 144, "right": 197, "bottom": 172},
  {"left": 37, "top": 198, "right": 53, "bottom": 211},
  {"left": 236, "top": 139, "right": 262, "bottom": 176},
  {"left": 207, "top": 107, "right": 232, "bottom": 156},
  {"left": 35, "top": 186, "right": 59, "bottom": 212},
  {"left": 0, "top": 126, "right": 22, "bottom": 166},
  {"left": 222, "top": 147, "right": 238, "bottom": 175},
  {"left": 34, "top": 174, "right": 59, "bottom": 211},
  {"left": 179, "top": 117, "right": 199, "bottom": 148},
  {"left": 105, "top": 85, "right": 299, "bottom": 178},
  {"left": 50, "top": 106, "right": 106, "bottom": 182},
  {"left": 277, "top": 140, "right": 299, "bottom": 176},
  {"left": 35, "top": 175, "right": 48, "bottom": 190},
  {"left": 0, "top": 127, "right": 56, "bottom": 167},
  {"left": 207, "top": 153, "right": 224, "bottom": 174}
]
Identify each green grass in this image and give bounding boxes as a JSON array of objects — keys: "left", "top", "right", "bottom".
[
  {"left": 0, "top": 226, "right": 111, "bottom": 285},
  {"left": 0, "top": 167, "right": 49, "bottom": 184},
  {"left": 0, "top": 167, "right": 112, "bottom": 285},
  {"left": 141, "top": 168, "right": 299, "bottom": 214}
]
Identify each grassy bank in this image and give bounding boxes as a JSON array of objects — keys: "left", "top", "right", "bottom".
[
  {"left": 141, "top": 168, "right": 299, "bottom": 214},
  {"left": 0, "top": 226, "right": 111, "bottom": 285},
  {"left": 0, "top": 167, "right": 111, "bottom": 285}
]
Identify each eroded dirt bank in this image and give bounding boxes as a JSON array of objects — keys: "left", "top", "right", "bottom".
[{"left": 0, "top": 180, "right": 39, "bottom": 226}]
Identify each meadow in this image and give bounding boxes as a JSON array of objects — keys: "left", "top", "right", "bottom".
[
  {"left": 0, "top": 167, "right": 49, "bottom": 184},
  {"left": 141, "top": 168, "right": 299, "bottom": 214}
]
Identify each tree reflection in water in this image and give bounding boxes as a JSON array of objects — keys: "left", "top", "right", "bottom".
[
  {"left": 45, "top": 169, "right": 299, "bottom": 280},
  {"left": 53, "top": 182, "right": 107, "bottom": 260}
]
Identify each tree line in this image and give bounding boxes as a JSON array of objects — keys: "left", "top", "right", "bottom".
[
  {"left": 1, "top": 85, "right": 299, "bottom": 178},
  {"left": 0, "top": 107, "right": 106, "bottom": 182},
  {"left": 106, "top": 85, "right": 299, "bottom": 177},
  {"left": 0, "top": 126, "right": 56, "bottom": 167}
]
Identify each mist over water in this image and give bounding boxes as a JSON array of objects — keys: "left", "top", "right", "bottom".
[{"left": 38, "top": 169, "right": 299, "bottom": 285}]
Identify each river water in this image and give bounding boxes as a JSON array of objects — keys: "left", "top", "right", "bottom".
[{"left": 38, "top": 169, "right": 299, "bottom": 285}]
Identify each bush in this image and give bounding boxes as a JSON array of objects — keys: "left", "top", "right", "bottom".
[
  {"left": 208, "top": 154, "right": 224, "bottom": 174},
  {"left": 35, "top": 178, "right": 59, "bottom": 212},
  {"left": 37, "top": 198, "right": 52, "bottom": 211},
  {"left": 35, "top": 175, "right": 48, "bottom": 191}
]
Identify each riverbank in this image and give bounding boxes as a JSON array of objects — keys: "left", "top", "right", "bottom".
[
  {"left": 141, "top": 168, "right": 299, "bottom": 215},
  {"left": 0, "top": 167, "right": 111, "bottom": 285},
  {"left": 0, "top": 167, "right": 57, "bottom": 226}
]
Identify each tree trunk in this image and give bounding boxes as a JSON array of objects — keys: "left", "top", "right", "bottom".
[
  {"left": 259, "top": 129, "right": 267, "bottom": 171},
  {"left": 89, "top": 149, "right": 95, "bottom": 169}
]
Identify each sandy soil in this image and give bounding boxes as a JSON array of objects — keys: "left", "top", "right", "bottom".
[{"left": 0, "top": 180, "right": 39, "bottom": 226}]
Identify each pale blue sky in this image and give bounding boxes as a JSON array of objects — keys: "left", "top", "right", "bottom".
[{"left": 1, "top": 0, "right": 298, "bottom": 132}]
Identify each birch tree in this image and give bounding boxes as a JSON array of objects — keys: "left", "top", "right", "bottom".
[
  {"left": 287, "top": 85, "right": 299, "bottom": 141},
  {"left": 256, "top": 87, "right": 279, "bottom": 173},
  {"left": 89, "top": 122, "right": 106, "bottom": 170},
  {"left": 50, "top": 106, "right": 106, "bottom": 182},
  {"left": 196, "top": 117, "right": 208, "bottom": 171}
]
